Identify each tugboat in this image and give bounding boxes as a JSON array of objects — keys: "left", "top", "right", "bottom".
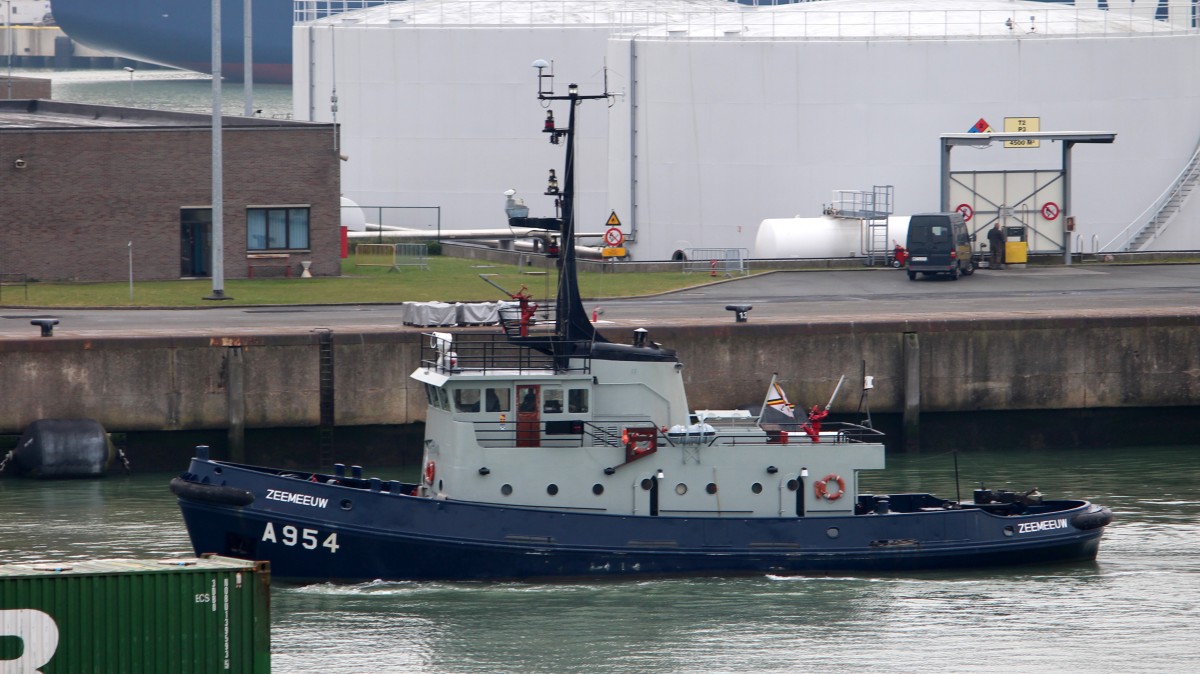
[{"left": 170, "top": 65, "right": 1113, "bottom": 582}]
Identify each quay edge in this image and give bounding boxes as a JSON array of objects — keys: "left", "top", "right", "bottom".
[{"left": 2, "top": 312, "right": 1200, "bottom": 453}]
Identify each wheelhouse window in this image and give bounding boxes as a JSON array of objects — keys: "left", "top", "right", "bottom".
[
  {"left": 542, "top": 388, "right": 563, "bottom": 414},
  {"left": 247, "top": 207, "right": 310, "bottom": 251},
  {"left": 568, "top": 389, "right": 589, "bottom": 413},
  {"left": 485, "top": 387, "right": 511, "bottom": 412},
  {"left": 454, "top": 388, "right": 481, "bottom": 413}
]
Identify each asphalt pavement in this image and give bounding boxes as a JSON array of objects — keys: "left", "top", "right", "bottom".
[{"left": 2, "top": 263, "right": 1199, "bottom": 338}]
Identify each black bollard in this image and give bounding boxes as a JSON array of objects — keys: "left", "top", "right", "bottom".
[{"left": 31, "top": 318, "right": 59, "bottom": 337}]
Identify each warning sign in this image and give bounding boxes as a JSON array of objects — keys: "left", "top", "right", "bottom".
[
  {"left": 606, "top": 211, "right": 621, "bottom": 227},
  {"left": 1041, "top": 202, "right": 1060, "bottom": 221},
  {"left": 968, "top": 118, "right": 993, "bottom": 134},
  {"left": 1004, "top": 117, "right": 1040, "bottom": 148},
  {"left": 604, "top": 228, "right": 624, "bottom": 247},
  {"left": 955, "top": 203, "right": 974, "bottom": 222}
]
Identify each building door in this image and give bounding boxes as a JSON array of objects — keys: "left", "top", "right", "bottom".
[
  {"left": 516, "top": 384, "right": 540, "bottom": 447},
  {"left": 180, "top": 208, "right": 212, "bottom": 277}
]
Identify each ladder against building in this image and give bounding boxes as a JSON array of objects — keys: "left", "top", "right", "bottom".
[{"left": 823, "top": 185, "right": 895, "bottom": 265}]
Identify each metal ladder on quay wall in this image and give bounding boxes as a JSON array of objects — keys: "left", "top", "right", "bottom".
[{"left": 316, "top": 329, "right": 336, "bottom": 469}]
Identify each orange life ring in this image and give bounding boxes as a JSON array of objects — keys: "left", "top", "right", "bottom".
[
  {"left": 623, "top": 427, "right": 656, "bottom": 457},
  {"left": 424, "top": 460, "right": 436, "bottom": 485},
  {"left": 814, "top": 474, "right": 846, "bottom": 501}
]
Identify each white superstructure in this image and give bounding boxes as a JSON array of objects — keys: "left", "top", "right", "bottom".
[{"left": 297, "top": 0, "right": 1200, "bottom": 258}]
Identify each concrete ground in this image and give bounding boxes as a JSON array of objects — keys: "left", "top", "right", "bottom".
[{"left": 2, "top": 263, "right": 1199, "bottom": 337}]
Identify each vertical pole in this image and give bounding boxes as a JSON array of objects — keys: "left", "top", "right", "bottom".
[
  {"left": 206, "top": 0, "right": 229, "bottom": 300},
  {"left": 5, "top": 0, "right": 11, "bottom": 100},
  {"left": 244, "top": 0, "right": 253, "bottom": 117},
  {"left": 1063, "top": 141, "right": 1073, "bottom": 265},
  {"left": 127, "top": 241, "right": 133, "bottom": 302},
  {"left": 940, "top": 139, "right": 952, "bottom": 212}
]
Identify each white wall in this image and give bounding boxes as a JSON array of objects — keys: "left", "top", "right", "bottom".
[
  {"left": 298, "top": 21, "right": 1200, "bottom": 259},
  {"left": 296, "top": 24, "right": 618, "bottom": 234},
  {"left": 613, "top": 34, "right": 1200, "bottom": 258}
]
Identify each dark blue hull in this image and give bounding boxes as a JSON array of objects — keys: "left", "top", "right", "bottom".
[{"left": 173, "top": 460, "right": 1110, "bottom": 582}]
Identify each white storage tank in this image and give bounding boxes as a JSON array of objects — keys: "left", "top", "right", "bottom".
[
  {"left": 754, "top": 216, "right": 911, "bottom": 259},
  {"left": 300, "top": 0, "right": 1200, "bottom": 258}
]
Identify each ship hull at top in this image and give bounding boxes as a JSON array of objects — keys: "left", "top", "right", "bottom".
[{"left": 52, "top": 0, "right": 294, "bottom": 83}]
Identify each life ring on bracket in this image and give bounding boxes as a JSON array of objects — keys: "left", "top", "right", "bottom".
[
  {"left": 424, "top": 460, "right": 436, "bottom": 485},
  {"left": 814, "top": 474, "right": 846, "bottom": 501},
  {"left": 622, "top": 427, "right": 656, "bottom": 457}
]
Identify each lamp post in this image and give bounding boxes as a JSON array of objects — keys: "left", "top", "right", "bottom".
[
  {"left": 205, "top": 0, "right": 230, "bottom": 300},
  {"left": 123, "top": 66, "right": 135, "bottom": 102},
  {"left": 531, "top": 59, "right": 610, "bottom": 344},
  {"left": 5, "top": 0, "right": 12, "bottom": 100}
]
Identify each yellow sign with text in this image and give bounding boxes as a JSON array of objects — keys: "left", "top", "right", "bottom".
[
  {"left": 602, "top": 247, "right": 626, "bottom": 258},
  {"left": 1004, "top": 117, "right": 1040, "bottom": 148}
]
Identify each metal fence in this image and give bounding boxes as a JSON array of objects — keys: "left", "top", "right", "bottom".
[
  {"left": 354, "top": 243, "right": 430, "bottom": 271},
  {"left": 683, "top": 248, "right": 749, "bottom": 277}
]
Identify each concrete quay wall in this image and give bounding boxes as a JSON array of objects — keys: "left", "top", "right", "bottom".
[{"left": 1, "top": 313, "right": 1198, "bottom": 438}]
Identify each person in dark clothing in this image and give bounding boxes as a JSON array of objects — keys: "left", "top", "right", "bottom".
[{"left": 987, "top": 223, "right": 1006, "bottom": 270}]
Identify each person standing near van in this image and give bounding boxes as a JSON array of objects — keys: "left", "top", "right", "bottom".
[{"left": 987, "top": 222, "right": 1006, "bottom": 270}]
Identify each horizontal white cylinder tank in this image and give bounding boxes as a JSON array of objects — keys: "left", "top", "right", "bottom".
[{"left": 754, "top": 216, "right": 911, "bottom": 259}]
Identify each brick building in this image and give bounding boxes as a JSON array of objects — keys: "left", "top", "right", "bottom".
[{"left": 0, "top": 100, "right": 341, "bottom": 281}]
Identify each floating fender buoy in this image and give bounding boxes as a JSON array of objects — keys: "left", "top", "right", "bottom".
[
  {"left": 169, "top": 477, "right": 255, "bottom": 507},
  {"left": 12, "top": 419, "right": 116, "bottom": 479},
  {"left": 1071, "top": 506, "right": 1114, "bottom": 531}
]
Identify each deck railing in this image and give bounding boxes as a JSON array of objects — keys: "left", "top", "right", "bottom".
[{"left": 294, "top": 1, "right": 1200, "bottom": 38}]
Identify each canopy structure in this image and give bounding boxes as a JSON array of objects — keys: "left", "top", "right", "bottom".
[{"left": 940, "top": 131, "right": 1117, "bottom": 263}]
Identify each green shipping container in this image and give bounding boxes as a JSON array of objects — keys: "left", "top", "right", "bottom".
[{"left": 1, "top": 555, "right": 269, "bottom": 673}]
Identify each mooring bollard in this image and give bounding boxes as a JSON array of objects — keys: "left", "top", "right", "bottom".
[
  {"left": 725, "top": 305, "right": 752, "bottom": 322},
  {"left": 30, "top": 318, "right": 59, "bottom": 337}
]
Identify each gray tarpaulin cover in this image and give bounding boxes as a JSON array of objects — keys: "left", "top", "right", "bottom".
[
  {"left": 457, "top": 302, "right": 499, "bottom": 325},
  {"left": 403, "top": 302, "right": 457, "bottom": 327}
]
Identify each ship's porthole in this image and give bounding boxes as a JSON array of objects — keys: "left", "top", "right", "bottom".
[
  {"left": 706, "top": 483, "right": 718, "bottom": 495},
  {"left": 786, "top": 479, "right": 799, "bottom": 491},
  {"left": 641, "top": 478, "right": 653, "bottom": 491},
  {"left": 1003, "top": 525, "right": 1015, "bottom": 537},
  {"left": 675, "top": 483, "right": 688, "bottom": 496},
  {"left": 340, "top": 499, "right": 353, "bottom": 511},
  {"left": 547, "top": 483, "right": 559, "bottom": 496},
  {"left": 826, "top": 527, "right": 840, "bottom": 539},
  {"left": 593, "top": 483, "right": 604, "bottom": 495},
  {"left": 213, "top": 467, "right": 223, "bottom": 475},
  {"left": 501, "top": 484, "right": 513, "bottom": 496},
  {"left": 751, "top": 482, "right": 763, "bottom": 494}
]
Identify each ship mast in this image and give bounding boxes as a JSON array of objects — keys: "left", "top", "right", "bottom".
[{"left": 533, "top": 61, "right": 610, "bottom": 346}]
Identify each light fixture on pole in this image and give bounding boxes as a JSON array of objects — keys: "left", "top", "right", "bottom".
[{"left": 123, "top": 66, "right": 135, "bottom": 101}]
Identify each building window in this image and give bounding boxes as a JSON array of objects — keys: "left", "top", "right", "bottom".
[{"left": 247, "top": 207, "right": 309, "bottom": 250}]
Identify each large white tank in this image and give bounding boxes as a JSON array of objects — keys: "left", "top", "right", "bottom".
[
  {"left": 754, "top": 216, "right": 911, "bottom": 259},
  {"left": 301, "top": 0, "right": 1200, "bottom": 258},
  {"left": 341, "top": 196, "right": 367, "bottom": 232}
]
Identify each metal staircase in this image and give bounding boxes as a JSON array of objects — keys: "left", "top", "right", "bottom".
[
  {"left": 823, "top": 185, "right": 895, "bottom": 265},
  {"left": 1107, "top": 141, "right": 1200, "bottom": 252}
]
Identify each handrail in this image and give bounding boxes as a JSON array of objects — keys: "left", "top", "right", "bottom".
[
  {"left": 1102, "top": 138, "right": 1200, "bottom": 252},
  {"left": 294, "top": 1, "right": 1200, "bottom": 39}
]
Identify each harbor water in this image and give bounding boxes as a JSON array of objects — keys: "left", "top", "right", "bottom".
[
  {"left": 6, "top": 66, "right": 294, "bottom": 119},
  {"left": 2, "top": 444, "right": 1197, "bottom": 673}
]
